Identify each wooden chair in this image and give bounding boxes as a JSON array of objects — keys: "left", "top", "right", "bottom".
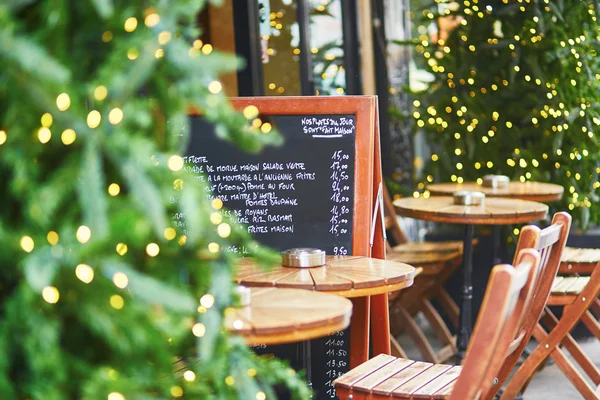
[
  {"left": 384, "top": 187, "right": 472, "bottom": 362},
  {"left": 501, "top": 247, "right": 600, "bottom": 398},
  {"left": 479, "top": 212, "right": 571, "bottom": 399},
  {"left": 333, "top": 249, "right": 541, "bottom": 399}
]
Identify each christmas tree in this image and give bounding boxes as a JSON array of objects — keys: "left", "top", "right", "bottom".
[
  {"left": 409, "top": 0, "right": 600, "bottom": 228},
  {"left": 0, "top": 1, "right": 310, "bottom": 399}
]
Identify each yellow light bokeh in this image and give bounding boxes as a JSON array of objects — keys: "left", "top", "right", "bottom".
[
  {"left": 200, "top": 294, "right": 215, "bottom": 308},
  {"left": 158, "top": 31, "right": 172, "bottom": 45},
  {"left": 171, "top": 386, "right": 184, "bottom": 398},
  {"left": 38, "top": 127, "right": 51, "bottom": 143},
  {"left": 217, "top": 223, "right": 231, "bottom": 238},
  {"left": 108, "top": 393, "right": 125, "bottom": 400},
  {"left": 183, "top": 371, "right": 196, "bottom": 382},
  {"left": 261, "top": 123, "right": 272, "bottom": 133},
  {"left": 75, "top": 264, "right": 94, "bottom": 284},
  {"left": 0, "top": 130, "right": 6, "bottom": 145},
  {"left": 110, "top": 294, "right": 125, "bottom": 309},
  {"left": 47, "top": 231, "right": 59, "bottom": 245},
  {"left": 20, "top": 236, "right": 34, "bottom": 252},
  {"left": 124, "top": 17, "right": 138, "bottom": 32},
  {"left": 146, "top": 243, "right": 160, "bottom": 257},
  {"left": 211, "top": 198, "right": 223, "bottom": 210},
  {"left": 61, "top": 129, "right": 76, "bottom": 145},
  {"left": 108, "top": 183, "right": 120, "bottom": 196},
  {"left": 145, "top": 13, "right": 160, "bottom": 27},
  {"left": 210, "top": 212, "right": 223, "bottom": 225},
  {"left": 102, "top": 31, "right": 113, "bottom": 43},
  {"left": 168, "top": 155, "right": 184, "bottom": 171},
  {"left": 56, "top": 93, "right": 71, "bottom": 111},
  {"left": 164, "top": 227, "right": 177, "bottom": 240},
  {"left": 192, "top": 323, "right": 206, "bottom": 337},
  {"left": 242, "top": 106, "right": 258, "bottom": 120},
  {"left": 208, "top": 242, "right": 220, "bottom": 253},
  {"left": 247, "top": 368, "right": 257, "bottom": 377},
  {"left": 42, "top": 286, "right": 60, "bottom": 304},
  {"left": 201, "top": 44, "right": 213, "bottom": 54},
  {"left": 76, "top": 225, "right": 91, "bottom": 243},
  {"left": 108, "top": 108, "right": 123, "bottom": 125},
  {"left": 41, "top": 113, "right": 53, "bottom": 127},
  {"left": 208, "top": 81, "right": 222, "bottom": 94},
  {"left": 116, "top": 242, "right": 128, "bottom": 255},
  {"left": 87, "top": 110, "right": 101, "bottom": 128},
  {"left": 94, "top": 85, "right": 108, "bottom": 101},
  {"left": 127, "top": 48, "right": 139, "bottom": 60},
  {"left": 113, "top": 272, "right": 129, "bottom": 289},
  {"left": 178, "top": 235, "right": 187, "bottom": 246},
  {"left": 256, "top": 391, "right": 266, "bottom": 400},
  {"left": 225, "top": 376, "right": 235, "bottom": 386}
]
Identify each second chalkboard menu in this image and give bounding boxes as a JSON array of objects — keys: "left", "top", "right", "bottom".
[{"left": 187, "top": 96, "right": 378, "bottom": 400}]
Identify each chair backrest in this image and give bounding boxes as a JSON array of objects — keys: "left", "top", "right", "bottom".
[
  {"left": 449, "top": 249, "right": 541, "bottom": 400},
  {"left": 485, "top": 211, "right": 571, "bottom": 398}
]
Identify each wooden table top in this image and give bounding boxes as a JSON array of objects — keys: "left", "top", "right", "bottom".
[
  {"left": 235, "top": 256, "right": 416, "bottom": 298},
  {"left": 426, "top": 181, "right": 563, "bottom": 202},
  {"left": 225, "top": 287, "right": 352, "bottom": 345},
  {"left": 393, "top": 196, "right": 548, "bottom": 225}
]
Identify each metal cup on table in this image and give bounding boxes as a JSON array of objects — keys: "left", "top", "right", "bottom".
[{"left": 453, "top": 191, "right": 486, "bottom": 206}]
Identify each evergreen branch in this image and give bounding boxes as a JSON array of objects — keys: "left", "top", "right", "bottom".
[{"left": 78, "top": 138, "right": 109, "bottom": 239}]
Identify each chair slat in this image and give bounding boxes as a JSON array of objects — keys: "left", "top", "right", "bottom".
[
  {"left": 352, "top": 358, "right": 415, "bottom": 392},
  {"left": 552, "top": 276, "right": 564, "bottom": 290},
  {"left": 537, "top": 223, "right": 562, "bottom": 250},
  {"left": 562, "top": 247, "right": 600, "bottom": 263},
  {"left": 411, "top": 366, "right": 462, "bottom": 399},
  {"left": 392, "top": 364, "right": 452, "bottom": 397},
  {"left": 433, "top": 380, "right": 455, "bottom": 398},
  {"left": 371, "top": 361, "right": 433, "bottom": 395},
  {"left": 553, "top": 277, "right": 581, "bottom": 293},
  {"left": 333, "top": 354, "right": 396, "bottom": 388}
]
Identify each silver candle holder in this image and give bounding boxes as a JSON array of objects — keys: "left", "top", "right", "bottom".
[
  {"left": 281, "top": 248, "right": 326, "bottom": 268},
  {"left": 453, "top": 191, "right": 486, "bottom": 206},
  {"left": 482, "top": 174, "right": 510, "bottom": 189}
]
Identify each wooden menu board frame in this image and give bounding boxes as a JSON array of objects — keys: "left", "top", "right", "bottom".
[
  {"left": 226, "top": 96, "right": 377, "bottom": 257},
  {"left": 190, "top": 95, "right": 391, "bottom": 398}
]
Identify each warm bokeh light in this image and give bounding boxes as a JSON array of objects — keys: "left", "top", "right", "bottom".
[{"left": 75, "top": 264, "right": 94, "bottom": 284}]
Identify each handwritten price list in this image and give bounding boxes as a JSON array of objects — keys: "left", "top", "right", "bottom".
[{"left": 323, "top": 331, "right": 348, "bottom": 398}]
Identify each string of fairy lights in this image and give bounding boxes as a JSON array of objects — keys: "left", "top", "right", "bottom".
[
  {"left": 411, "top": 0, "right": 600, "bottom": 213},
  {"left": 3, "top": 9, "right": 277, "bottom": 400}
]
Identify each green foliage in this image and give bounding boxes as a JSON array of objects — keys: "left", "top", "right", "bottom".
[
  {"left": 0, "top": 0, "right": 310, "bottom": 399},
  {"left": 408, "top": 0, "right": 600, "bottom": 228}
]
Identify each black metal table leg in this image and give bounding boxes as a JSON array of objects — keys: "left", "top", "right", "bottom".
[
  {"left": 492, "top": 225, "right": 502, "bottom": 266},
  {"left": 302, "top": 341, "right": 313, "bottom": 397},
  {"left": 457, "top": 224, "right": 475, "bottom": 361}
]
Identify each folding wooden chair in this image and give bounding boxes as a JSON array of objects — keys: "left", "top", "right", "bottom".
[
  {"left": 557, "top": 247, "right": 600, "bottom": 333},
  {"left": 477, "top": 212, "right": 571, "bottom": 399},
  {"left": 384, "top": 187, "right": 472, "bottom": 363},
  {"left": 333, "top": 249, "right": 541, "bottom": 399},
  {"left": 501, "top": 248, "right": 600, "bottom": 398}
]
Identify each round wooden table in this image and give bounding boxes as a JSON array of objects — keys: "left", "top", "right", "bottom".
[
  {"left": 236, "top": 255, "right": 415, "bottom": 297},
  {"left": 226, "top": 287, "right": 353, "bottom": 345},
  {"left": 427, "top": 181, "right": 563, "bottom": 266},
  {"left": 393, "top": 196, "right": 548, "bottom": 359},
  {"left": 235, "top": 255, "right": 416, "bottom": 368},
  {"left": 426, "top": 181, "right": 564, "bottom": 202}
]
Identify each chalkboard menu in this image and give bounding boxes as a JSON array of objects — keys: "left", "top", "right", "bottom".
[
  {"left": 187, "top": 114, "right": 356, "bottom": 256},
  {"left": 187, "top": 96, "right": 377, "bottom": 400}
]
